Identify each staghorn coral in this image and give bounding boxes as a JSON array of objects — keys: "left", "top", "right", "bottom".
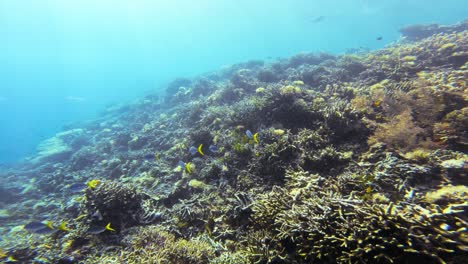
[
  {"left": 84, "top": 181, "right": 160, "bottom": 230},
  {"left": 86, "top": 226, "right": 216, "bottom": 264},
  {"left": 251, "top": 170, "right": 468, "bottom": 263}
]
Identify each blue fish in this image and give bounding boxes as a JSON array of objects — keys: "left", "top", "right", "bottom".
[
  {"left": 209, "top": 145, "right": 219, "bottom": 153},
  {"left": 246, "top": 130, "right": 253, "bottom": 139},
  {"left": 189, "top": 146, "right": 198, "bottom": 155},
  {"left": 69, "top": 183, "right": 87, "bottom": 193},
  {"left": 143, "top": 154, "right": 154, "bottom": 160},
  {"left": 24, "top": 221, "right": 56, "bottom": 234},
  {"left": 178, "top": 160, "right": 186, "bottom": 169}
]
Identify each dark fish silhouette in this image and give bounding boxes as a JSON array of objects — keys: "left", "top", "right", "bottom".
[
  {"left": 376, "top": 36, "right": 383, "bottom": 40},
  {"left": 310, "top": 16, "right": 325, "bottom": 23}
]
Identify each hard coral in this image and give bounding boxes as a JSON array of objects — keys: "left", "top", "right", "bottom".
[{"left": 84, "top": 181, "right": 159, "bottom": 230}]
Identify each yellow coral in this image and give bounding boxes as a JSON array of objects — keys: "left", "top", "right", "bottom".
[
  {"left": 403, "top": 149, "right": 431, "bottom": 163},
  {"left": 279, "top": 85, "right": 302, "bottom": 95},
  {"left": 402, "top": 55, "right": 417, "bottom": 62},
  {"left": 292, "top": 80, "right": 304, "bottom": 86},
  {"left": 440, "top": 43, "right": 457, "bottom": 51},
  {"left": 188, "top": 179, "right": 207, "bottom": 189},
  {"left": 255, "top": 87, "right": 266, "bottom": 93},
  {"left": 425, "top": 185, "right": 468, "bottom": 203},
  {"left": 273, "top": 129, "right": 285, "bottom": 136}
]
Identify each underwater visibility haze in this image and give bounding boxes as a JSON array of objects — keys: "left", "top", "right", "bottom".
[
  {"left": 0, "top": 0, "right": 467, "bottom": 263},
  {"left": 1, "top": 0, "right": 468, "bottom": 163}
]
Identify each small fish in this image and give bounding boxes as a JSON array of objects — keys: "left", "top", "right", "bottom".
[
  {"left": 209, "top": 145, "right": 219, "bottom": 153},
  {"left": 376, "top": 36, "right": 383, "bottom": 41},
  {"left": 7, "top": 256, "right": 18, "bottom": 262},
  {"left": 197, "top": 144, "right": 205, "bottom": 156},
  {"left": 87, "top": 226, "right": 106, "bottom": 235},
  {"left": 87, "top": 223, "right": 115, "bottom": 234},
  {"left": 246, "top": 130, "right": 254, "bottom": 139},
  {"left": 373, "top": 99, "right": 383, "bottom": 107},
  {"left": 253, "top": 133, "right": 259, "bottom": 144},
  {"left": 189, "top": 146, "right": 198, "bottom": 155},
  {"left": 24, "top": 221, "right": 56, "bottom": 234},
  {"left": 44, "top": 221, "right": 54, "bottom": 230},
  {"left": 105, "top": 223, "right": 116, "bottom": 232},
  {"left": 310, "top": 15, "right": 325, "bottom": 23},
  {"left": 185, "top": 162, "right": 192, "bottom": 174},
  {"left": 178, "top": 161, "right": 192, "bottom": 173},
  {"left": 178, "top": 160, "right": 186, "bottom": 169},
  {"left": 87, "top": 179, "right": 101, "bottom": 189},
  {"left": 58, "top": 222, "right": 69, "bottom": 232},
  {"left": 69, "top": 183, "right": 87, "bottom": 193}
]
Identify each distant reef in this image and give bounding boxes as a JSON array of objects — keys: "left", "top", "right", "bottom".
[{"left": 0, "top": 21, "right": 467, "bottom": 263}]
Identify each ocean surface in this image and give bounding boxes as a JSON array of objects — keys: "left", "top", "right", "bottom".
[{"left": 1, "top": 0, "right": 467, "bottom": 163}]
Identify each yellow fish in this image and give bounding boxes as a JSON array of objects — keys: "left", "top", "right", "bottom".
[
  {"left": 253, "top": 133, "right": 259, "bottom": 144},
  {"left": 58, "top": 222, "right": 69, "bottom": 232},
  {"left": 44, "top": 221, "right": 54, "bottom": 230},
  {"left": 87, "top": 179, "right": 101, "bottom": 189},
  {"left": 197, "top": 144, "right": 205, "bottom": 156},
  {"left": 185, "top": 162, "right": 192, "bottom": 174},
  {"left": 373, "top": 99, "right": 383, "bottom": 107}
]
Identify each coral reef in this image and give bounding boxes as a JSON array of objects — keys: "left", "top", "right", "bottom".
[{"left": 0, "top": 21, "right": 467, "bottom": 263}]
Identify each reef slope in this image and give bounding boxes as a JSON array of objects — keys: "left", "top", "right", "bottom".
[{"left": 0, "top": 22, "right": 467, "bottom": 263}]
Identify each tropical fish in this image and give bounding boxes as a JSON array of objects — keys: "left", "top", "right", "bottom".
[
  {"left": 178, "top": 160, "right": 186, "bottom": 169},
  {"left": 209, "top": 145, "right": 219, "bottom": 153},
  {"left": 373, "top": 99, "right": 383, "bottom": 107},
  {"left": 87, "top": 179, "right": 101, "bottom": 189},
  {"left": 246, "top": 130, "right": 254, "bottom": 139},
  {"left": 7, "top": 256, "right": 18, "bottom": 262},
  {"left": 253, "top": 133, "right": 259, "bottom": 144},
  {"left": 246, "top": 130, "right": 259, "bottom": 143},
  {"left": 87, "top": 223, "right": 115, "bottom": 234},
  {"left": 185, "top": 162, "right": 193, "bottom": 174},
  {"left": 105, "top": 223, "right": 116, "bottom": 232},
  {"left": 189, "top": 144, "right": 205, "bottom": 156},
  {"left": 69, "top": 183, "right": 87, "bottom": 193},
  {"left": 310, "top": 15, "right": 325, "bottom": 23},
  {"left": 197, "top": 144, "right": 205, "bottom": 156},
  {"left": 177, "top": 161, "right": 192, "bottom": 173},
  {"left": 87, "top": 226, "right": 106, "bottom": 234},
  {"left": 189, "top": 146, "right": 198, "bottom": 155},
  {"left": 58, "top": 222, "right": 69, "bottom": 231},
  {"left": 24, "top": 221, "right": 56, "bottom": 234},
  {"left": 376, "top": 36, "right": 383, "bottom": 40}
]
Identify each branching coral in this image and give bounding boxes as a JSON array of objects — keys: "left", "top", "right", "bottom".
[{"left": 251, "top": 170, "right": 468, "bottom": 263}]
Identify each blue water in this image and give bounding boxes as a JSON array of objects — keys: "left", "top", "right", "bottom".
[{"left": 0, "top": 0, "right": 466, "bottom": 163}]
